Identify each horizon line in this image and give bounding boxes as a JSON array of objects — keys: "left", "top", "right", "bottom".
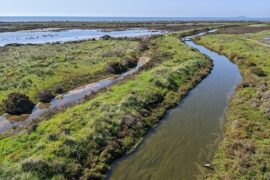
[{"left": 0, "top": 15, "right": 270, "bottom": 18}]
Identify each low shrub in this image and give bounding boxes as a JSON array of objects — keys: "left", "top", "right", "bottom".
[
  {"left": 121, "top": 95, "right": 140, "bottom": 108},
  {"left": 250, "top": 67, "right": 266, "bottom": 77},
  {"left": 100, "top": 35, "right": 111, "bottom": 40},
  {"left": 122, "top": 57, "right": 138, "bottom": 68},
  {"left": 230, "top": 53, "right": 239, "bottom": 60},
  {"left": 21, "top": 157, "right": 63, "bottom": 179},
  {"left": 246, "top": 62, "right": 257, "bottom": 67},
  {"left": 37, "top": 90, "right": 55, "bottom": 103},
  {"left": 105, "top": 62, "right": 127, "bottom": 74},
  {"left": 54, "top": 86, "right": 64, "bottom": 94},
  {"left": 141, "top": 93, "right": 164, "bottom": 109},
  {"left": 2, "top": 93, "right": 35, "bottom": 115},
  {"left": 153, "top": 77, "right": 178, "bottom": 91},
  {"left": 139, "top": 40, "right": 149, "bottom": 52},
  {"left": 122, "top": 91, "right": 164, "bottom": 110}
]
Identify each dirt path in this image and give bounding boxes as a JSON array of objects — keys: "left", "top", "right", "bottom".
[
  {"left": 245, "top": 38, "right": 270, "bottom": 48},
  {"left": 138, "top": 55, "right": 151, "bottom": 64}
]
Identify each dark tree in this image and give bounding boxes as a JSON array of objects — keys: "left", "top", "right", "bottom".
[
  {"left": 37, "top": 90, "right": 55, "bottom": 103},
  {"left": 101, "top": 35, "right": 111, "bottom": 40},
  {"left": 122, "top": 57, "right": 138, "bottom": 68},
  {"left": 2, "top": 93, "right": 35, "bottom": 115},
  {"left": 105, "top": 62, "right": 127, "bottom": 74},
  {"left": 54, "top": 86, "right": 64, "bottom": 94}
]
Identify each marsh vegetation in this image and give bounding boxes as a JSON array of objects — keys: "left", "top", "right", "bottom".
[
  {"left": 0, "top": 22, "right": 269, "bottom": 179},
  {"left": 0, "top": 39, "right": 139, "bottom": 114},
  {"left": 197, "top": 27, "right": 270, "bottom": 180},
  {"left": 0, "top": 30, "right": 212, "bottom": 179}
]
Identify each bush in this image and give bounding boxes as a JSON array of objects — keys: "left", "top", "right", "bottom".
[
  {"left": 122, "top": 57, "right": 138, "bottom": 68},
  {"left": 141, "top": 93, "right": 164, "bottom": 109},
  {"left": 54, "top": 86, "right": 64, "bottom": 94},
  {"left": 101, "top": 35, "right": 111, "bottom": 40},
  {"left": 2, "top": 93, "right": 35, "bottom": 115},
  {"left": 37, "top": 90, "right": 55, "bottom": 103},
  {"left": 105, "top": 62, "right": 127, "bottom": 74},
  {"left": 246, "top": 62, "right": 257, "bottom": 67},
  {"left": 121, "top": 95, "right": 140, "bottom": 108},
  {"left": 250, "top": 67, "right": 266, "bottom": 77},
  {"left": 139, "top": 40, "right": 149, "bottom": 51},
  {"left": 122, "top": 92, "right": 164, "bottom": 110},
  {"left": 154, "top": 77, "right": 178, "bottom": 91},
  {"left": 22, "top": 158, "right": 51, "bottom": 176},
  {"left": 21, "top": 157, "right": 63, "bottom": 179}
]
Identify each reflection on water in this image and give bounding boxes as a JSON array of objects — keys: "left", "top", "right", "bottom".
[
  {"left": 109, "top": 33, "right": 242, "bottom": 180},
  {"left": 0, "top": 57, "right": 150, "bottom": 133},
  {"left": 0, "top": 28, "right": 164, "bottom": 47}
]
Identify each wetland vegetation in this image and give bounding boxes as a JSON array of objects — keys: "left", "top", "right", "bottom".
[
  {"left": 0, "top": 21, "right": 232, "bottom": 33},
  {"left": 196, "top": 25, "right": 270, "bottom": 179},
  {"left": 0, "top": 30, "right": 213, "bottom": 179},
  {"left": 0, "top": 38, "right": 139, "bottom": 114}
]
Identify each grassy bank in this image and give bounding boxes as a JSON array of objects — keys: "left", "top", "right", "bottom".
[
  {"left": 196, "top": 30, "right": 270, "bottom": 179},
  {"left": 0, "top": 33, "right": 212, "bottom": 179},
  {"left": 0, "top": 39, "right": 139, "bottom": 113}
]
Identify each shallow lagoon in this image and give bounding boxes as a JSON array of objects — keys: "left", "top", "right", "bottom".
[{"left": 0, "top": 28, "right": 164, "bottom": 46}]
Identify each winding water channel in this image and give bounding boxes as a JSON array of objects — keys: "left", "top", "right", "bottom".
[{"left": 109, "top": 34, "right": 242, "bottom": 179}]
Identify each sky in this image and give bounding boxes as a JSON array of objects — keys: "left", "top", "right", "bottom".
[{"left": 0, "top": 0, "right": 269, "bottom": 17}]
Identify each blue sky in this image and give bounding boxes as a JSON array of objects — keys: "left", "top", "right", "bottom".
[{"left": 1, "top": 0, "right": 269, "bottom": 17}]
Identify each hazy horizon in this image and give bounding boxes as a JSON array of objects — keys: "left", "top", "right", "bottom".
[
  {"left": 1, "top": 0, "right": 269, "bottom": 17},
  {"left": 1, "top": 16, "right": 269, "bottom": 23},
  {"left": 1, "top": 15, "right": 269, "bottom": 18},
  {"left": 0, "top": 15, "right": 270, "bottom": 18}
]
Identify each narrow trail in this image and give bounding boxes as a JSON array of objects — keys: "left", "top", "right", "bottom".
[{"left": 245, "top": 38, "right": 270, "bottom": 47}]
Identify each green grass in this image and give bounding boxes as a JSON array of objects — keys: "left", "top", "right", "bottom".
[
  {"left": 0, "top": 33, "right": 212, "bottom": 179},
  {"left": 244, "top": 30, "right": 270, "bottom": 45},
  {"left": 196, "top": 30, "right": 270, "bottom": 179},
  {"left": 0, "top": 39, "right": 139, "bottom": 113}
]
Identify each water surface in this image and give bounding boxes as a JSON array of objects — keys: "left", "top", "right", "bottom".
[
  {"left": 109, "top": 35, "right": 242, "bottom": 180},
  {"left": 0, "top": 28, "right": 163, "bottom": 46}
]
